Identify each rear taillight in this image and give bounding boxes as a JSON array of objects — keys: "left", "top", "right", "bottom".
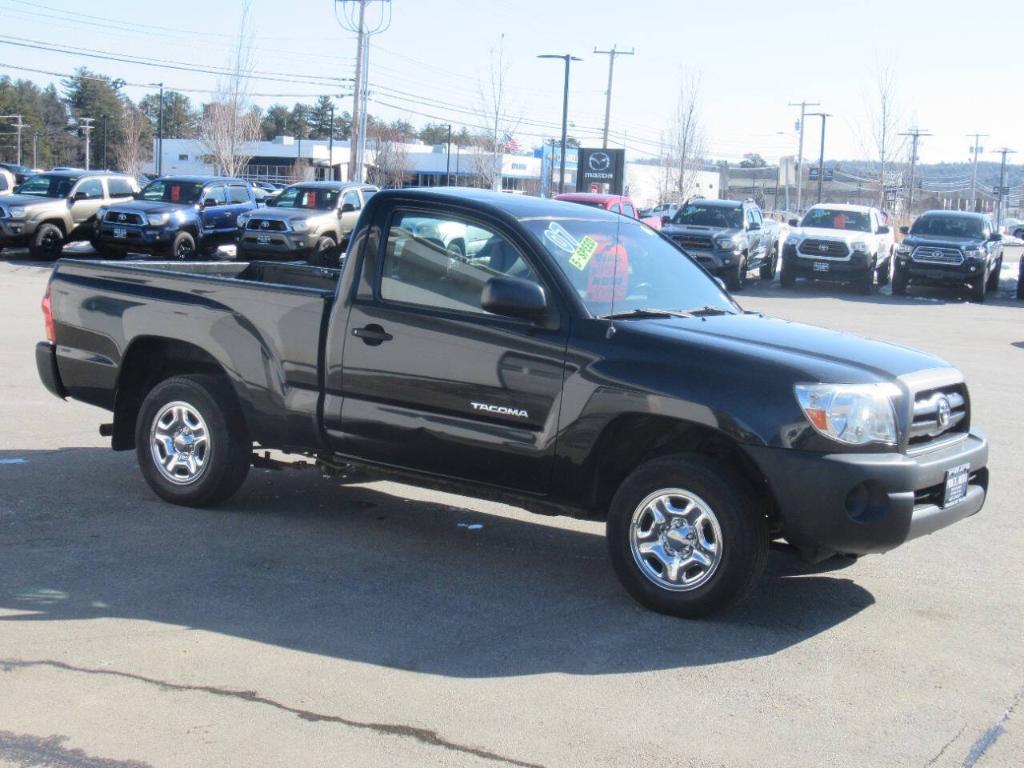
[{"left": 41, "top": 285, "right": 55, "bottom": 343}]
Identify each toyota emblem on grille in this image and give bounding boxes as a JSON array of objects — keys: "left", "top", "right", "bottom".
[
  {"left": 260, "top": 220, "right": 269, "bottom": 229},
  {"left": 936, "top": 396, "right": 951, "bottom": 428},
  {"left": 818, "top": 243, "right": 829, "bottom": 252},
  {"left": 118, "top": 213, "right": 126, "bottom": 222},
  {"left": 933, "top": 249, "right": 943, "bottom": 259}
]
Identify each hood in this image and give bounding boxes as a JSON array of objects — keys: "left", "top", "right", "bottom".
[
  {"left": 622, "top": 312, "right": 947, "bottom": 383},
  {"left": 661, "top": 223, "right": 740, "bottom": 238},
  {"left": 0, "top": 193, "right": 67, "bottom": 209},
  {"left": 792, "top": 226, "right": 872, "bottom": 243},
  {"left": 105, "top": 200, "right": 195, "bottom": 215},
  {"left": 901, "top": 233, "right": 985, "bottom": 249},
  {"left": 247, "top": 207, "right": 329, "bottom": 223}
]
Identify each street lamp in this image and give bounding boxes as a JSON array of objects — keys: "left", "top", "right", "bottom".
[
  {"left": 806, "top": 112, "right": 831, "bottom": 204},
  {"left": 538, "top": 53, "right": 582, "bottom": 195}
]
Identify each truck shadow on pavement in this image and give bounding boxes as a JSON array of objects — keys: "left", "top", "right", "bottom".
[{"left": 0, "top": 447, "right": 874, "bottom": 677}]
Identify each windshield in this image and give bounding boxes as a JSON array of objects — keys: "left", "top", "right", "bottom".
[
  {"left": 800, "top": 208, "right": 871, "bottom": 232},
  {"left": 16, "top": 174, "right": 77, "bottom": 198},
  {"left": 910, "top": 215, "right": 985, "bottom": 239},
  {"left": 522, "top": 215, "right": 736, "bottom": 317},
  {"left": 670, "top": 203, "right": 743, "bottom": 229},
  {"left": 274, "top": 186, "right": 339, "bottom": 210},
  {"left": 141, "top": 179, "right": 203, "bottom": 204}
]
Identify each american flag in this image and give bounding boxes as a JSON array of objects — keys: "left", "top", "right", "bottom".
[{"left": 503, "top": 132, "right": 520, "bottom": 153}]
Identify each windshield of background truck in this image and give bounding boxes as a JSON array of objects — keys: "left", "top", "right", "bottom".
[
  {"left": 523, "top": 216, "right": 735, "bottom": 317},
  {"left": 275, "top": 187, "right": 340, "bottom": 210},
  {"left": 910, "top": 215, "right": 985, "bottom": 239},
  {"left": 17, "top": 174, "right": 77, "bottom": 198},
  {"left": 141, "top": 180, "right": 204, "bottom": 205},
  {"left": 801, "top": 208, "right": 871, "bottom": 232},
  {"left": 670, "top": 204, "right": 743, "bottom": 229}
]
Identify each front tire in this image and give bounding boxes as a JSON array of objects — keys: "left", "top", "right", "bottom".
[
  {"left": 876, "top": 255, "right": 892, "bottom": 286},
  {"left": 759, "top": 246, "right": 777, "bottom": 281},
  {"left": 779, "top": 257, "right": 796, "bottom": 288},
  {"left": 969, "top": 274, "right": 986, "bottom": 303},
  {"left": 168, "top": 231, "right": 197, "bottom": 260},
  {"left": 856, "top": 266, "right": 874, "bottom": 295},
  {"left": 725, "top": 255, "right": 747, "bottom": 292},
  {"left": 985, "top": 257, "right": 1001, "bottom": 292},
  {"left": 135, "top": 374, "right": 251, "bottom": 507},
  {"left": 606, "top": 454, "right": 768, "bottom": 618},
  {"left": 309, "top": 235, "right": 338, "bottom": 267},
  {"left": 29, "top": 223, "right": 65, "bottom": 260}
]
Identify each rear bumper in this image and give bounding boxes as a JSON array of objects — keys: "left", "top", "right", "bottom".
[
  {"left": 35, "top": 341, "right": 67, "bottom": 400},
  {"left": 746, "top": 432, "right": 988, "bottom": 560}
]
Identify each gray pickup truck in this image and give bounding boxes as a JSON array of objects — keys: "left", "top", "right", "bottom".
[
  {"left": 660, "top": 198, "right": 781, "bottom": 290},
  {"left": 236, "top": 181, "right": 378, "bottom": 265}
]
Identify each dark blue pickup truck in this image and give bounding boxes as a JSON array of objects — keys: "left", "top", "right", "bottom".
[
  {"left": 36, "top": 188, "right": 989, "bottom": 617},
  {"left": 94, "top": 176, "right": 257, "bottom": 259}
]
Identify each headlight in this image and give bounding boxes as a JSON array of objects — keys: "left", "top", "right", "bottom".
[
  {"left": 147, "top": 212, "right": 170, "bottom": 226},
  {"left": 237, "top": 213, "right": 250, "bottom": 227},
  {"left": 895, "top": 244, "right": 912, "bottom": 255},
  {"left": 794, "top": 383, "right": 899, "bottom": 446},
  {"left": 714, "top": 234, "right": 742, "bottom": 250},
  {"left": 785, "top": 234, "right": 802, "bottom": 246},
  {"left": 96, "top": 207, "right": 108, "bottom": 221},
  {"left": 850, "top": 241, "right": 870, "bottom": 252},
  {"left": 10, "top": 206, "right": 26, "bottom": 219},
  {"left": 964, "top": 247, "right": 985, "bottom": 259},
  {"left": 291, "top": 220, "right": 309, "bottom": 233}
]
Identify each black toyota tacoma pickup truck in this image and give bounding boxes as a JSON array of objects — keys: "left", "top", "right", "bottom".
[{"left": 36, "top": 188, "right": 989, "bottom": 617}]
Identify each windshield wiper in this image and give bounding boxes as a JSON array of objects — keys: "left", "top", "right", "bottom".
[
  {"left": 600, "top": 308, "right": 694, "bottom": 320},
  {"left": 677, "top": 305, "right": 734, "bottom": 316}
]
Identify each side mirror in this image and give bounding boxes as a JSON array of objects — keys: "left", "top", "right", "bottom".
[
  {"left": 747, "top": 222, "right": 760, "bottom": 231},
  {"left": 202, "top": 198, "right": 218, "bottom": 208},
  {"left": 899, "top": 225, "right": 910, "bottom": 235},
  {"left": 72, "top": 191, "right": 89, "bottom": 201},
  {"left": 265, "top": 198, "right": 277, "bottom": 207},
  {"left": 481, "top": 276, "right": 548, "bottom": 320},
  {"left": 877, "top": 225, "right": 890, "bottom": 235},
  {"left": 788, "top": 218, "right": 799, "bottom": 227},
  {"left": 341, "top": 202, "right": 356, "bottom": 213},
  {"left": 989, "top": 232, "right": 1002, "bottom": 242},
  {"left": 661, "top": 215, "right": 670, "bottom": 226}
]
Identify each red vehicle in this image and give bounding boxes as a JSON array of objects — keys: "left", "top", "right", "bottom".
[{"left": 554, "top": 192, "right": 662, "bottom": 230}]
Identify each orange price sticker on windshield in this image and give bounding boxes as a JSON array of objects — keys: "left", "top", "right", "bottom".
[
  {"left": 586, "top": 245, "right": 629, "bottom": 302},
  {"left": 170, "top": 185, "right": 180, "bottom": 202}
]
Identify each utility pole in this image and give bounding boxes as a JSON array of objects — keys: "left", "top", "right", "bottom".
[
  {"left": 993, "top": 147, "right": 1016, "bottom": 230},
  {"left": 157, "top": 82, "right": 164, "bottom": 176},
  {"left": 79, "top": 117, "right": 95, "bottom": 170},
  {"left": 593, "top": 45, "right": 634, "bottom": 149},
  {"left": 328, "top": 100, "right": 335, "bottom": 180},
  {"left": 899, "top": 128, "right": 931, "bottom": 220},
  {"left": 788, "top": 100, "right": 819, "bottom": 213},
  {"left": 32, "top": 129, "right": 38, "bottom": 168},
  {"left": 0, "top": 115, "right": 25, "bottom": 164},
  {"left": 967, "top": 132, "right": 988, "bottom": 211},
  {"left": 336, "top": 0, "right": 392, "bottom": 184},
  {"left": 445, "top": 123, "right": 452, "bottom": 186},
  {"left": 807, "top": 113, "right": 831, "bottom": 204},
  {"left": 538, "top": 53, "right": 582, "bottom": 194},
  {"left": 101, "top": 115, "right": 108, "bottom": 169}
]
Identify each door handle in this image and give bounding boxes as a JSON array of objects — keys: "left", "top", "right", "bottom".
[{"left": 352, "top": 324, "right": 393, "bottom": 345}]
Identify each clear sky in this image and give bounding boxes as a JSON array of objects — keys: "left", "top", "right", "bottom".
[{"left": 0, "top": 0, "right": 1019, "bottom": 166}]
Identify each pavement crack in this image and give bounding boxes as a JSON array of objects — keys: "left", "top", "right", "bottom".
[
  {"left": 923, "top": 723, "right": 966, "bottom": 767},
  {"left": 1, "top": 658, "right": 542, "bottom": 768},
  {"left": 960, "top": 685, "right": 1024, "bottom": 768}
]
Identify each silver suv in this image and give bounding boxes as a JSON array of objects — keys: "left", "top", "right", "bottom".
[
  {"left": 0, "top": 170, "right": 139, "bottom": 259},
  {"left": 236, "top": 181, "right": 378, "bottom": 265}
]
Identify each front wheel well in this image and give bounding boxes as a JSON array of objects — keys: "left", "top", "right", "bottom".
[
  {"left": 585, "top": 415, "right": 779, "bottom": 528},
  {"left": 38, "top": 219, "right": 67, "bottom": 237},
  {"left": 111, "top": 338, "right": 236, "bottom": 450}
]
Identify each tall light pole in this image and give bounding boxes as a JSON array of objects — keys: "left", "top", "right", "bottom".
[
  {"left": 445, "top": 123, "right": 452, "bottom": 186},
  {"left": 807, "top": 112, "right": 831, "bottom": 204},
  {"left": 538, "top": 53, "right": 582, "bottom": 195},
  {"left": 0, "top": 115, "right": 25, "bottom": 164},
  {"left": 967, "top": 132, "right": 988, "bottom": 211},
  {"left": 593, "top": 45, "right": 634, "bottom": 149},
  {"left": 993, "top": 147, "right": 1016, "bottom": 230},
  {"left": 154, "top": 82, "right": 164, "bottom": 176},
  {"left": 899, "top": 128, "right": 931, "bottom": 219},
  {"left": 79, "top": 117, "right": 94, "bottom": 170},
  {"left": 101, "top": 115, "right": 108, "bottom": 169},
  {"left": 788, "top": 100, "right": 819, "bottom": 213}
]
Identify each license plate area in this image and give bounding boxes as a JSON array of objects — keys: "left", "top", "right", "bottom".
[
  {"left": 813, "top": 261, "right": 830, "bottom": 272},
  {"left": 943, "top": 462, "right": 970, "bottom": 507},
  {"left": 113, "top": 227, "right": 127, "bottom": 239}
]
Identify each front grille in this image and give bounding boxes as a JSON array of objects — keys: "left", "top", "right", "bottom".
[
  {"left": 247, "top": 218, "right": 287, "bottom": 231},
  {"left": 798, "top": 238, "right": 849, "bottom": 259},
  {"left": 908, "top": 384, "right": 968, "bottom": 446},
  {"left": 105, "top": 210, "right": 144, "bottom": 225},
  {"left": 672, "top": 234, "right": 714, "bottom": 250},
  {"left": 911, "top": 246, "right": 964, "bottom": 265}
]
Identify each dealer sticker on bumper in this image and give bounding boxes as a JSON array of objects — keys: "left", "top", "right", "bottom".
[{"left": 943, "top": 462, "right": 971, "bottom": 507}]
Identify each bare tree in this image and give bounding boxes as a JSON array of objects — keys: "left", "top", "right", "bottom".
[
  {"left": 474, "top": 35, "right": 519, "bottom": 191},
  {"left": 366, "top": 124, "right": 408, "bottom": 189},
  {"left": 665, "top": 72, "right": 707, "bottom": 202},
  {"left": 862, "top": 62, "right": 906, "bottom": 209},
  {"left": 198, "top": 1, "right": 261, "bottom": 177},
  {"left": 115, "top": 99, "right": 149, "bottom": 177}
]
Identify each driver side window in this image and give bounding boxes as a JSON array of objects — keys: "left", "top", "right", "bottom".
[
  {"left": 203, "top": 184, "right": 227, "bottom": 206},
  {"left": 74, "top": 178, "right": 103, "bottom": 200},
  {"left": 343, "top": 190, "right": 361, "bottom": 210}
]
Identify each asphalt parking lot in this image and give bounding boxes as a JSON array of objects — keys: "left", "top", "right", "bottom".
[{"left": 1, "top": 246, "right": 1022, "bottom": 768}]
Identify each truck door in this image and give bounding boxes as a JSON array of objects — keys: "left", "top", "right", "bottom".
[
  {"left": 746, "top": 207, "right": 765, "bottom": 265},
  {"left": 339, "top": 189, "right": 362, "bottom": 239},
  {"left": 224, "top": 183, "right": 255, "bottom": 242},
  {"left": 199, "top": 183, "right": 228, "bottom": 242},
  {"left": 68, "top": 177, "right": 105, "bottom": 237},
  {"left": 323, "top": 207, "right": 569, "bottom": 494}
]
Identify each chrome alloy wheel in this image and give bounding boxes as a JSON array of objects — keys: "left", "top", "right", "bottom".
[
  {"left": 150, "top": 401, "right": 211, "bottom": 485},
  {"left": 628, "top": 489, "right": 723, "bottom": 592}
]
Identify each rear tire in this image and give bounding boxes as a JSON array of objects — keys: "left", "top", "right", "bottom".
[
  {"left": 606, "top": 454, "right": 768, "bottom": 618},
  {"left": 29, "top": 223, "right": 65, "bottom": 260},
  {"left": 135, "top": 374, "right": 251, "bottom": 507}
]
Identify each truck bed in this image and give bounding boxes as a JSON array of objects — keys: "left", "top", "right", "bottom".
[{"left": 49, "top": 258, "right": 340, "bottom": 450}]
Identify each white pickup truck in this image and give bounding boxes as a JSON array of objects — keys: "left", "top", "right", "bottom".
[{"left": 781, "top": 204, "right": 895, "bottom": 294}]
